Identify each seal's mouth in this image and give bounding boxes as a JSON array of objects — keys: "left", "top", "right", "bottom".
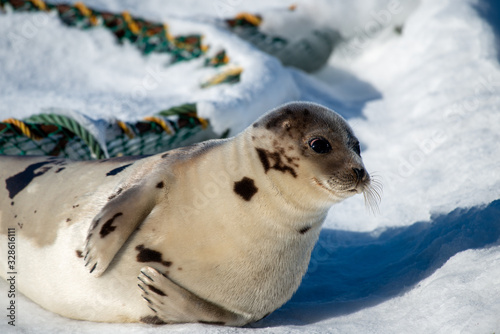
[
  {"left": 313, "top": 175, "right": 382, "bottom": 213},
  {"left": 312, "top": 177, "right": 363, "bottom": 196}
]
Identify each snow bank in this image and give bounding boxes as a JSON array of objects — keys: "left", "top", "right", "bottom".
[{"left": 0, "top": 5, "right": 299, "bottom": 135}]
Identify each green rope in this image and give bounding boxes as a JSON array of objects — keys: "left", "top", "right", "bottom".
[
  {"left": 0, "top": 103, "right": 215, "bottom": 159},
  {"left": 157, "top": 103, "right": 197, "bottom": 117},
  {"left": 26, "top": 113, "right": 105, "bottom": 159}
]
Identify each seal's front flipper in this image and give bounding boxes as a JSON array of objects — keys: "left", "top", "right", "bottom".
[
  {"left": 137, "top": 266, "right": 251, "bottom": 326},
  {"left": 83, "top": 184, "right": 157, "bottom": 277}
]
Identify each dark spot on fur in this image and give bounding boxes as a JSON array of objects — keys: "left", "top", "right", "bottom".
[
  {"left": 106, "top": 163, "right": 132, "bottom": 176},
  {"left": 161, "top": 153, "right": 169, "bottom": 158},
  {"left": 255, "top": 148, "right": 297, "bottom": 178},
  {"left": 140, "top": 315, "right": 166, "bottom": 325},
  {"left": 178, "top": 267, "right": 182, "bottom": 271},
  {"left": 5, "top": 161, "right": 53, "bottom": 199},
  {"left": 108, "top": 188, "right": 123, "bottom": 201},
  {"left": 156, "top": 181, "right": 164, "bottom": 189},
  {"left": 11, "top": 202, "right": 14, "bottom": 206},
  {"left": 55, "top": 167, "right": 65, "bottom": 173},
  {"left": 73, "top": 204, "right": 79, "bottom": 208},
  {"left": 234, "top": 177, "right": 258, "bottom": 201},
  {"left": 17, "top": 222, "right": 23, "bottom": 229},
  {"left": 14, "top": 215, "right": 17, "bottom": 218},
  {"left": 147, "top": 285, "right": 167, "bottom": 296},
  {"left": 100, "top": 212, "right": 123, "bottom": 238},
  {"left": 76, "top": 250, "right": 83, "bottom": 258},
  {"left": 303, "top": 108, "right": 310, "bottom": 115},
  {"left": 256, "top": 148, "right": 270, "bottom": 173},
  {"left": 66, "top": 218, "right": 72, "bottom": 222},
  {"left": 34, "top": 210, "right": 37, "bottom": 214},
  {"left": 135, "top": 245, "right": 172, "bottom": 267},
  {"left": 253, "top": 122, "right": 259, "bottom": 127},
  {"left": 299, "top": 226, "right": 311, "bottom": 234},
  {"left": 198, "top": 321, "right": 225, "bottom": 326}
]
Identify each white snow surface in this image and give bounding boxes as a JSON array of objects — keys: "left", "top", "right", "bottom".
[{"left": 1, "top": 0, "right": 500, "bottom": 333}]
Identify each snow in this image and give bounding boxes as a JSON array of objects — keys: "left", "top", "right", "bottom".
[{"left": 1, "top": 0, "right": 500, "bottom": 333}]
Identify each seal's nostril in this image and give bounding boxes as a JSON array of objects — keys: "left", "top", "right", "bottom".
[{"left": 353, "top": 168, "right": 365, "bottom": 181}]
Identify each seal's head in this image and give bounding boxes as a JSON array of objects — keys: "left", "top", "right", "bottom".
[{"left": 249, "top": 101, "right": 380, "bottom": 211}]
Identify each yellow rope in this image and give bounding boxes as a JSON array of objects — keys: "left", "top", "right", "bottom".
[
  {"left": 163, "top": 23, "right": 175, "bottom": 42},
  {"left": 198, "top": 117, "right": 209, "bottom": 129},
  {"left": 185, "top": 113, "right": 209, "bottom": 129},
  {"left": 2, "top": 118, "right": 41, "bottom": 140},
  {"left": 235, "top": 12, "right": 262, "bottom": 26},
  {"left": 122, "top": 11, "right": 140, "bottom": 35},
  {"left": 202, "top": 66, "right": 243, "bottom": 88},
  {"left": 75, "top": 2, "right": 98, "bottom": 26},
  {"left": 117, "top": 121, "right": 135, "bottom": 139},
  {"left": 75, "top": 2, "right": 91, "bottom": 16},
  {"left": 143, "top": 116, "right": 174, "bottom": 135},
  {"left": 29, "top": 0, "right": 47, "bottom": 11}
]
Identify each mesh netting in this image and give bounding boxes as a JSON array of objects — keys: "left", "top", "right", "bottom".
[
  {"left": 0, "top": 104, "right": 224, "bottom": 160},
  {"left": 0, "top": 1, "right": 243, "bottom": 160}
]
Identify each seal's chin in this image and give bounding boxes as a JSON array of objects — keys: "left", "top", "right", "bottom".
[{"left": 312, "top": 177, "right": 365, "bottom": 199}]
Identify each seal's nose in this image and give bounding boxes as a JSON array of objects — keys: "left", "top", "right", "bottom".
[{"left": 352, "top": 168, "right": 366, "bottom": 181}]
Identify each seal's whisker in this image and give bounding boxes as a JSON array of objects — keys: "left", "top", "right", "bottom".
[{"left": 363, "top": 175, "right": 382, "bottom": 215}]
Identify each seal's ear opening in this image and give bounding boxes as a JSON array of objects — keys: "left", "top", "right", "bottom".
[
  {"left": 83, "top": 183, "right": 157, "bottom": 277},
  {"left": 282, "top": 120, "right": 291, "bottom": 130}
]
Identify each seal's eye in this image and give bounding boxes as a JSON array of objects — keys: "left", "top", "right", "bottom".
[{"left": 309, "top": 138, "right": 332, "bottom": 154}]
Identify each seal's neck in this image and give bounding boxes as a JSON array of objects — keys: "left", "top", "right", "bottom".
[{"left": 225, "top": 131, "right": 332, "bottom": 231}]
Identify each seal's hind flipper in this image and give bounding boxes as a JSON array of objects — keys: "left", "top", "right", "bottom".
[
  {"left": 83, "top": 184, "right": 157, "bottom": 277},
  {"left": 137, "top": 266, "right": 251, "bottom": 326}
]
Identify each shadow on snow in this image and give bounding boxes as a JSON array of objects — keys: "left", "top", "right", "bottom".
[{"left": 257, "top": 198, "right": 500, "bottom": 326}]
